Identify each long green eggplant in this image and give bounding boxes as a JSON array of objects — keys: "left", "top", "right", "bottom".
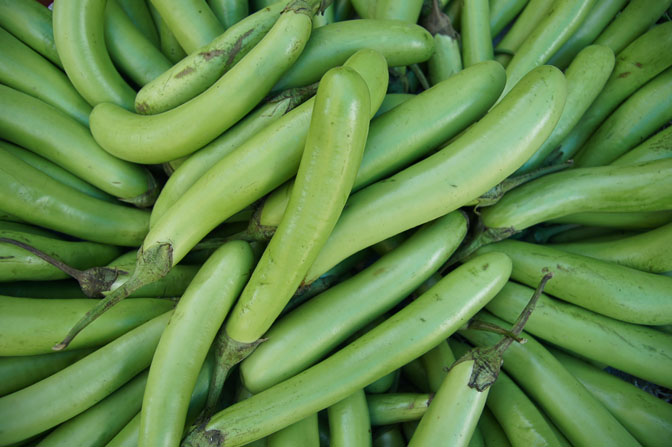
[
  {"left": 303, "top": 65, "right": 566, "bottom": 283},
  {"left": 183, "top": 252, "right": 511, "bottom": 447}
]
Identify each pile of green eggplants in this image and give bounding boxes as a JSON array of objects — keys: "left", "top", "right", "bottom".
[{"left": 1, "top": 0, "right": 671, "bottom": 445}]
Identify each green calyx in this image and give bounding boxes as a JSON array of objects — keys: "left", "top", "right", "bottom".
[{"left": 52, "top": 242, "right": 173, "bottom": 351}]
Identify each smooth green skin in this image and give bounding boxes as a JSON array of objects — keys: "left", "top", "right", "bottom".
[
  {"left": 136, "top": 0, "right": 295, "bottom": 115},
  {"left": 428, "top": 33, "right": 462, "bottom": 85},
  {"left": 400, "top": 389, "right": 493, "bottom": 447},
  {"left": 420, "top": 339, "right": 456, "bottom": 393},
  {"left": 408, "top": 360, "right": 486, "bottom": 447},
  {"left": 574, "top": 67, "right": 672, "bottom": 167},
  {"left": 0, "top": 86, "right": 154, "bottom": 203},
  {"left": 226, "top": 67, "right": 371, "bottom": 344},
  {"left": 252, "top": 0, "right": 285, "bottom": 9},
  {"left": 164, "top": 156, "right": 188, "bottom": 173},
  {"left": 272, "top": 19, "right": 434, "bottom": 91},
  {"left": 373, "top": 427, "right": 405, "bottom": 447},
  {"left": 256, "top": 181, "right": 293, "bottom": 228},
  {"left": 190, "top": 252, "right": 512, "bottom": 447},
  {"left": 90, "top": 5, "right": 313, "bottom": 165},
  {"left": 239, "top": 439, "right": 267, "bottom": 447},
  {"left": 499, "top": 0, "right": 596, "bottom": 99},
  {"left": 333, "top": 0, "right": 353, "bottom": 21},
  {"left": 490, "top": 0, "right": 529, "bottom": 37},
  {"left": 447, "top": 337, "right": 471, "bottom": 358},
  {"left": 139, "top": 242, "right": 253, "bottom": 447},
  {"left": 0, "top": 296, "right": 174, "bottom": 356},
  {"left": 53, "top": 0, "right": 136, "bottom": 110},
  {"left": 0, "top": 349, "right": 91, "bottom": 397},
  {"left": 0, "top": 280, "right": 87, "bottom": 299},
  {"left": 548, "top": 210, "right": 672, "bottom": 229},
  {"left": 0, "top": 26, "right": 90, "bottom": 127},
  {"left": 478, "top": 239, "right": 672, "bottom": 326},
  {"left": 548, "top": 0, "right": 628, "bottom": 69},
  {"left": 612, "top": 124, "right": 672, "bottom": 166},
  {"left": 484, "top": 280, "right": 672, "bottom": 388},
  {"left": 108, "top": 355, "right": 214, "bottom": 447},
  {"left": 0, "top": 141, "right": 113, "bottom": 203},
  {"left": 0, "top": 0, "right": 61, "bottom": 67},
  {"left": 142, "top": 49, "right": 388, "bottom": 275},
  {"left": 151, "top": 96, "right": 300, "bottom": 226},
  {"left": 303, "top": 65, "right": 566, "bottom": 283},
  {"left": 461, "top": 0, "right": 492, "bottom": 67},
  {"left": 0, "top": 221, "right": 57, "bottom": 239},
  {"left": 551, "top": 221, "right": 672, "bottom": 273},
  {"left": 553, "top": 349, "right": 672, "bottom": 447},
  {"left": 551, "top": 21, "right": 672, "bottom": 164},
  {"left": 256, "top": 61, "right": 504, "bottom": 230},
  {"left": 365, "top": 370, "right": 397, "bottom": 394},
  {"left": 488, "top": 366, "right": 575, "bottom": 446},
  {"left": 0, "top": 229, "right": 122, "bottom": 282},
  {"left": 368, "top": 394, "right": 432, "bottom": 426},
  {"left": 494, "top": 0, "right": 554, "bottom": 67},
  {"left": 469, "top": 424, "right": 486, "bottom": 447},
  {"left": 37, "top": 370, "right": 148, "bottom": 447},
  {"left": 149, "top": 0, "right": 224, "bottom": 53},
  {"left": 351, "top": 0, "right": 376, "bottom": 18},
  {"left": 529, "top": 223, "right": 607, "bottom": 244},
  {"left": 478, "top": 407, "right": 512, "bottom": 447},
  {"left": 0, "top": 0, "right": 63, "bottom": 75},
  {"left": 240, "top": 212, "right": 467, "bottom": 393},
  {"left": 327, "top": 390, "right": 372, "bottom": 447},
  {"left": 595, "top": 0, "right": 672, "bottom": 54},
  {"left": 401, "top": 358, "right": 430, "bottom": 393},
  {"left": 147, "top": 2, "right": 187, "bottom": 63},
  {"left": 106, "top": 251, "right": 200, "bottom": 298},
  {"left": 267, "top": 414, "right": 319, "bottom": 447},
  {"left": 373, "top": 93, "right": 414, "bottom": 117},
  {"left": 117, "top": 0, "right": 160, "bottom": 46},
  {"left": 0, "top": 149, "right": 151, "bottom": 246},
  {"left": 460, "top": 312, "right": 641, "bottom": 447},
  {"left": 0, "top": 213, "right": 23, "bottom": 224},
  {"left": 444, "top": 0, "right": 462, "bottom": 27},
  {"left": 480, "top": 159, "right": 672, "bottom": 233},
  {"left": 544, "top": 226, "right": 635, "bottom": 244},
  {"left": 0, "top": 311, "right": 172, "bottom": 446},
  {"left": 516, "top": 45, "right": 614, "bottom": 174},
  {"left": 104, "top": 0, "right": 172, "bottom": 87},
  {"left": 374, "top": 0, "right": 423, "bottom": 21},
  {"left": 209, "top": 0, "right": 249, "bottom": 28}
]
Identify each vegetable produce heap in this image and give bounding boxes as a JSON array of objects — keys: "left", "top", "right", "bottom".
[{"left": 0, "top": 0, "right": 671, "bottom": 446}]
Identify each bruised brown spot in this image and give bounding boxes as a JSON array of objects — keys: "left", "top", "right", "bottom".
[
  {"left": 635, "top": 62, "right": 643, "bottom": 68},
  {"left": 136, "top": 102, "right": 149, "bottom": 114},
  {"left": 618, "top": 71, "right": 631, "bottom": 78},
  {"left": 226, "top": 29, "right": 255, "bottom": 67},
  {"left": 176, "top": 66, "right": 195, "bottom": 78},
  {"left": 556, "top": 264, "right": 569, "bottom": 272},
  {"left": 373, "top": 267, "right": 389, "bottom": 277},
  {"left": 199, "top": 49, "right": 225, "bottom": 61},
  {"left": 482, "top": 263, "right": 489, "bottom": 271}
]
